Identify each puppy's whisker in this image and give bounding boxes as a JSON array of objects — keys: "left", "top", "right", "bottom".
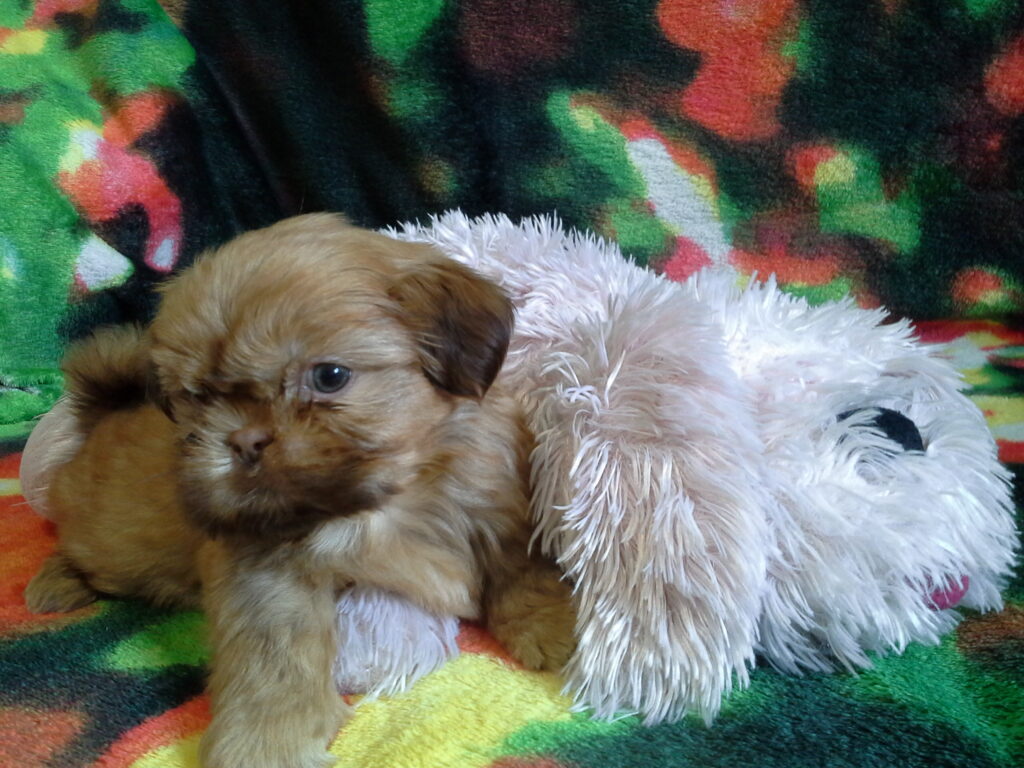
[{"left": 300, "top": 407, "right": 315, "bottom": 431}]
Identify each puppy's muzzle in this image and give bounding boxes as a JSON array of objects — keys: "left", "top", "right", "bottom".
[{"left": 228, "top": 426, "right": 274, "bottom": 466}]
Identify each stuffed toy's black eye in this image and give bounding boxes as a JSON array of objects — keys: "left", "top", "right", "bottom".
[{"left": 310, "top": 363, "right": 351, "bottom": 393}]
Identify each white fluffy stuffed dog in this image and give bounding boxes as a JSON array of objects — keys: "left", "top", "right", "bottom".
[{"left": 22, "top": 212, "right": 1018, "bottom": 725}]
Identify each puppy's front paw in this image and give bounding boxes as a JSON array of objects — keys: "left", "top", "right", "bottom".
[
  {"left": 487, "top": 570, "right": 577, "bottom": 671},
  {"left": 493, "top": 605, "right": 577, "bottom": 671},
  {"left": 201, "top": 741, "right": 337, "bottom": 768},
  {"left": 200, "top": 696, "right": 350, "bottom": 768},
  {"left": 24, "top": 552, "right": 97, "bottom": 613}
]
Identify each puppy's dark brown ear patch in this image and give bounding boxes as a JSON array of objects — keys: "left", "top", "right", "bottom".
[
  {"left": 146, "top": 363, "right": 175, "bottom": 423},
  {"left": 390, "top": 259, "right": 513, "bottom": 398}
]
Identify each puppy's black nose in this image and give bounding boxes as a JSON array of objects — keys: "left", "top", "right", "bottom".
[{"left": 228, "top": 427, "right": 275, "bottom": 465}]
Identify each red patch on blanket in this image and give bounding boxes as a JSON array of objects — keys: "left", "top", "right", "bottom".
[
  {"left": 0, "top": 455, "right": 97, "bottom": 635},
  {"left": 94, "top": 695, "right": 209, "bottom": 767}
]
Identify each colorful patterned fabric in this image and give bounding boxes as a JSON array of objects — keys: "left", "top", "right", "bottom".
[
  {"left": 1, "top": 2, "right": 1023, "bottom": 766},
  {"left": 2, "top": 0, "right": 1024, "bottom": 433},
  {"left": 1, "top": 323, "right": 1022, "bottom": 768},
  {"left": 0, "top": 0, "right": 236, "bottom": 436}
]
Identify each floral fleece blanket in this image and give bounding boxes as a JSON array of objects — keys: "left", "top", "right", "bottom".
[{"left": 0, "top": 1, "right": 1022, "bottom": 766}]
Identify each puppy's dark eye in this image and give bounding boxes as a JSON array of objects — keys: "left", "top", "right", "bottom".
[{"left": 310, "top": 363, "right": 351, "bottom": 393}]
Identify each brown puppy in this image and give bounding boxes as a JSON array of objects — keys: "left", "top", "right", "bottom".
[{"left": 25, "top": 214, "right": 575, "bottom": 768}]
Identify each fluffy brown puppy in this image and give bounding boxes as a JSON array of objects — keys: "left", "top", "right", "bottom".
[{"left": 25, "top": 214, "right": 575, "bottom": 768}]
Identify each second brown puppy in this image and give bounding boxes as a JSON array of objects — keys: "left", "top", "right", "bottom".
[{"left": 25, "top": 214, "right": 575, "bottom": 768}]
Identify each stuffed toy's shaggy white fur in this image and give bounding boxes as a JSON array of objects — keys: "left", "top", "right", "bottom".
[
  {"left": 333, "top": 586, "right": 459, "bottom": 699},
  {"left": 378, "top": 212, "right": 1018, "bottom": 723},
  {"left": 21, "top": 212, "right": 1019, "bottom": 725}
]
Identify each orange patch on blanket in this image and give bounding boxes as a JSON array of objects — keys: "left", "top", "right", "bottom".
[
  {"left": 457, "top": 622, "right": 524, "bottom": 668},
  {"left": 0, "top": 707, "right": 85, "bottom": 766}
]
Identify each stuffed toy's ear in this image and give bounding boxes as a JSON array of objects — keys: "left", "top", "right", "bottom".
[{"left": 389, "top": 255, "right": 513, "bottom": 398}]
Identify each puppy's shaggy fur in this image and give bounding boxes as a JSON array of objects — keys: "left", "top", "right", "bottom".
[{"left": 24, "top": 214, "right": 575, "bottom": 768}]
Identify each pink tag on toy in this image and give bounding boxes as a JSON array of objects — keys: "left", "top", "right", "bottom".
[{"left": 927, "top": 575, "right": 969, "bottom": 610}]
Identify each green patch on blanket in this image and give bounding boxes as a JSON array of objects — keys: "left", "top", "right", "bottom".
[
  {"left": 0, "top": 370, "right": 62, "bottom": 426},
  {"left": 104, "top": 610, "right": 208, "bottom": 672},
  {"left": 499, "top": 664, "right": 1011, "bottom": 768}
]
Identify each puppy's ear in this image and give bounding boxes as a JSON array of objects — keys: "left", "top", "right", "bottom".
[{"left": 389, "top": 256, "right": 513, "bottom": 398}]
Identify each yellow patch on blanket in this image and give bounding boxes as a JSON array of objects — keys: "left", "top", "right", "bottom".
[{"left": 331, "top": 653, "right": 572, "bottom": 768}]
